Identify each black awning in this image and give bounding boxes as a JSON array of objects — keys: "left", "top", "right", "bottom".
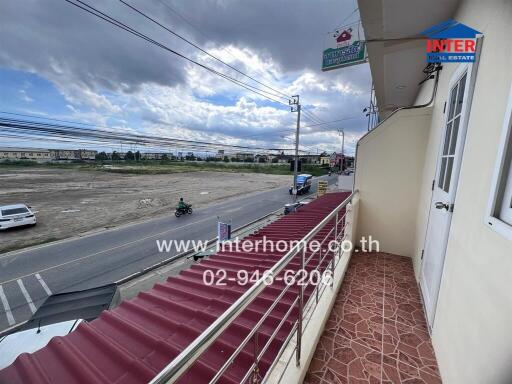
[{"left": 0, "top": 284, "right": 117, "bottom": 337}]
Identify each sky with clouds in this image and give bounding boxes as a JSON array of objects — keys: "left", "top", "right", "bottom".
[{"left": 0, "top": 0, "right": 371, "bottom": 156}]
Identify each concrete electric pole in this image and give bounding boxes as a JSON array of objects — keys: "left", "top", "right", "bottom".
[
  {"left": 290, "top": 95, "right": 301, "bottom": 200},
  {"left": 338, "top": 128, "right": 345, "bottom": 171}
]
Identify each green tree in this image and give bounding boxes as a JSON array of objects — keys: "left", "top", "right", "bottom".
[
  {"left": 223, "top": 156, "right": 229, "bottom": 162},
  {"left": 135, "top": 151, "right": 141, "bottom": 161},
  {"left": 111, "top": 151, "right": 121, "bottom": 161},
  {"left": 95, "top": 151, "right": 108, "bottom": 161},
  {"left": 161, "top": 154, "right": 170, "bottom": 162},
  {"left": 125, "top": 151, "right": 135, "bottom": 161},
  {"left": 244, "top": 157, "right": 254, "bottom": 163}
]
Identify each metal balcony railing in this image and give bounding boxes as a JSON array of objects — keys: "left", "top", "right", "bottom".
[{"left": 150, "top": 190, "right": 358, "bottom": 384}]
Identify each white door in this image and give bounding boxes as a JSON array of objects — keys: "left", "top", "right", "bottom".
[{"left": 420, "top": 63, "right": 476, "bottom": 327}]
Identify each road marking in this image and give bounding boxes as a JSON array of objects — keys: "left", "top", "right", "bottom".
[
  {"left": 0, "top": 216, "right": 214, "bottom": 285},
  {"left": 17, "top": 279, "right": 37, "bottom": 314},
  {"left": 0, "top": 285, "right": 15, "bottom": 326},
  {"left": 35, "top": 273, "right": 52, "bottom": 296}
]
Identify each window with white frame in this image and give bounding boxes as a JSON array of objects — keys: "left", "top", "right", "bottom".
[{"left": 488, "top": 86, "right": 512, "bottom": 234}]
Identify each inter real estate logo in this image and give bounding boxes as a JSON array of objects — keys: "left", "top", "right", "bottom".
[{"left": 420, "top": 19, "right": 482, "bottom": 63}]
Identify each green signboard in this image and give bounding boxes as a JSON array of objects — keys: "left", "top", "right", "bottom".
[{"left": 322, "top": 41, "right": 367, "bottom": 71}]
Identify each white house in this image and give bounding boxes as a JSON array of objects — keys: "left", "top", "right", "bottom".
[{"left": 352, "top": 1, "right": 512, "bottom": 383}]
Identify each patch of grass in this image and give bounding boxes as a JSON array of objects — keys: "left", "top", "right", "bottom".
[
  {"left": 0, "top": 159, "right": 40, "bottom": 167},
  {"left": 0, "top": 159, "right": 329, "bottom": 176}
]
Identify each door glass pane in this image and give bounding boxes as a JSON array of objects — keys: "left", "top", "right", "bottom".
[
  {"left": 444, "top": 157, "right": 454, "bottom": 192},
  {"left": 448, "top": 84, "right": 458, "bottom": 121},
  {"left": 455, "top": 74, "right": 467, "bottom": 116},
  {"left": 439, "top": 157, "right": 447, "bottom": 189},
  {"left": 443, "top": 122, "right": 452, "bottom": 155},
  {"left": 449, "top": 117, "right": 460, "bottom": 155},
  {"left": 499, "top": 150, "right": 512, "bottom": 224}
]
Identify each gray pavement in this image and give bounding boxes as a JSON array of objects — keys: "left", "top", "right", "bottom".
[{"left": 0, "top": 174, "right": 337, "bottom": 332}]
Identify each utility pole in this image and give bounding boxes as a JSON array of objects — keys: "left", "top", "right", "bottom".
[
  {"left": 290, "top": 95, "right": 301, "bottom": 200},
  {"left": 338, "top": 128, "right": 345, "bottom": 171}
]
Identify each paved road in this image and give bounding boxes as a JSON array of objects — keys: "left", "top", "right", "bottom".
[{"left": 0, "top": 175, "right": 338, "bottom": 332}]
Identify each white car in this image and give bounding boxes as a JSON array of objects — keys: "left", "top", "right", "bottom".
[
  {"left": 0, "top": 320, "right": 82, "bottom": 369},
  {"left": 0, "top": 204, "right": 37, "bottom": 230}
]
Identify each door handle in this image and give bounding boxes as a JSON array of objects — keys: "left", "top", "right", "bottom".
[{"left": 435, "top": 202, "right": 450, "bottom": 211}]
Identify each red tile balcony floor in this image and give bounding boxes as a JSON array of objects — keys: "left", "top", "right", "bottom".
[{"left": 304, "top": 252, "right": 441, "bottom": 384}]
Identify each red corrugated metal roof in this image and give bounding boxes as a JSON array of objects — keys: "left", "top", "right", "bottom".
[{"left": 0, "top": 192, "right": 349, "bottom": 384}]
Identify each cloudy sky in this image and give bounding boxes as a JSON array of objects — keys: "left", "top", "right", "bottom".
[{"left": 0, "top": 0, "right": 370, "bottom": 155}]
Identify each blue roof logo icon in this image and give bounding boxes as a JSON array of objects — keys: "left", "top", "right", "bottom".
[{"left": 421, "top": 19, "right": 481, "bottom": 39}]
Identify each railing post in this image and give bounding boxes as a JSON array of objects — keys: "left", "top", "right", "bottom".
[
  {"left": 296, "top": 246, "right": 305, "bottom": 367},
  {"left": 315, "top": 255, "right": 320, "bottom": 304},
  {"left": 331, "top": 213, "right": 339, "bottom": 288},
  {"left": 334, "top": 213, "right": 338, "bottom": 241},
  {"left": 252, "top": 331, "right": 260, "bottom": 383}
]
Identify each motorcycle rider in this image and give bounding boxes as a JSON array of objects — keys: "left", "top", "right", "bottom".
[{"left": 177, "top": 197, "right": 188, "bottom": 211}]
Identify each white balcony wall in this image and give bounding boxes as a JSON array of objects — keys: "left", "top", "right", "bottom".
[{"left": 354, "top": 107, "right": 433, "bottom": 257}]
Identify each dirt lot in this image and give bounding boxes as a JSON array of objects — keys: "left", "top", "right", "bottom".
[{"left": 0, "top": 167, "right": 290, "bottom": 253}]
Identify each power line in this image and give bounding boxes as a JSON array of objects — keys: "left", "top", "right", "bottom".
[
  {"left": 156, "top": 0, "right": 283, "bottom": 93},
  {"left": 118, "top": 0, "right": 291, "bottom": 100},
  {"left": 0, "top": 111, "right": 118, "bottom": 130},
  {"left": 60, "top": 1, "right": 354, "bottom": 151},
  {"left": 63, "top": 0, "right": 290, "bottom": 106},
  {"left": 0, "top": 115, "right": 296, "bottom": 153},
  {"left": 301, "top": 110, "right": 324, "bottom": 125},
  {"left": 228, "top": 114, "right": 363, "bottom": 141},
  {"left": 301, "top": 115, "right": 361, "bottom": 129},
  {"left": 338, "top": 7, "right": 359, "bottom": 29},
  {"left": 0, "top": 110, "right": 362, "bottom": 151}
]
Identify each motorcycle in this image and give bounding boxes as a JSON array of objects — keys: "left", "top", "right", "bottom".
[{"left": 175, "top": 204, "right": 193, "bottom": 217}]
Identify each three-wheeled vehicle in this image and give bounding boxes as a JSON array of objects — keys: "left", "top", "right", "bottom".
[{"left": 289, "top": 173, "right": 313, "bottom": 195}]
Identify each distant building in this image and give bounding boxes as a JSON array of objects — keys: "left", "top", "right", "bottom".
[
  {"left": 255, "top": 154, "right": 268, "bottom": 163},
  {"left": 0, "top": 147, "right": 52, "bottom": 161},
  {"left": 76, "top": 149, "right": 97, "bottom": 160},
  {"left": 50, "top": 149, "right": 78, "bottom": 160},
  {"left": 266, "top": 154, "right": 277, "bottom": 162},
  {"left": 329, "top": 152, "right": 343, "bottom": 168},
  {"left": 235, "top": 153, "right": 254, "bottom": 161},
  {"left": 276, "top": 153, "right": 291, "bottom": 163},
  {"left": 0, "top": 147, "right": 98, "bottom": 162},
  {"left": 319, "top": 156, "right": 330, "bottom": 165},
  {"left": 344, "top": 155, "right": 355, "bottom": 169},
  {"left": 299, "top": 154, "right": 321, "bottom": 164},
  {"left": 140, "top": 152, "right": 166, "bottom": 160}
]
